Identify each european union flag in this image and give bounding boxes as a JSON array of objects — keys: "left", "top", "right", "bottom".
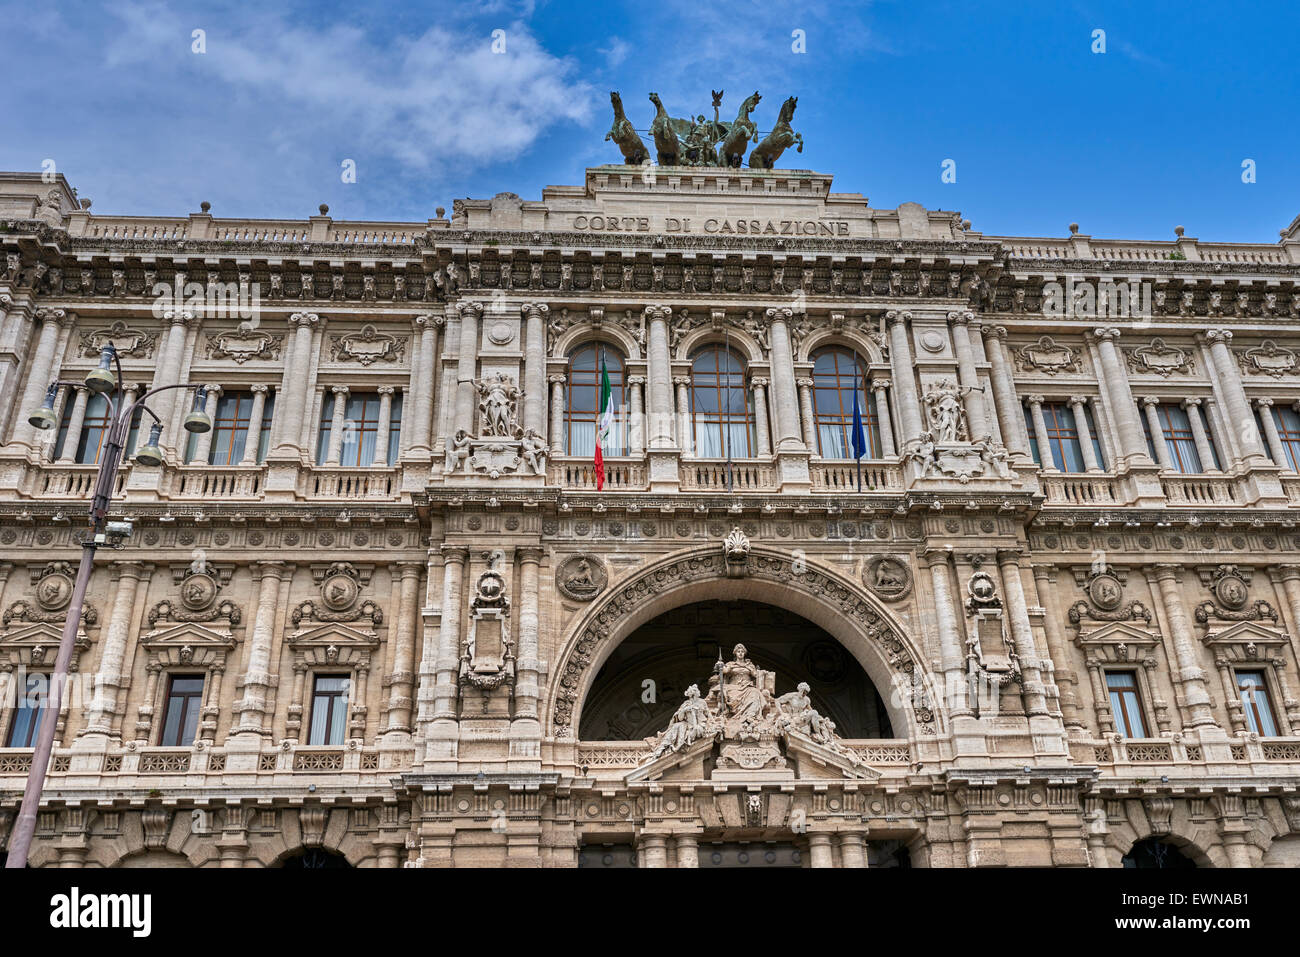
[{"left": 850, "top": 381, "right": 867, "bottom": 461}]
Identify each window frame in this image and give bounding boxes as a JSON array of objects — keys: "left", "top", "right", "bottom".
[
  {"left": 316, "top": 392, "right": 401, "bottom": 467},
  {"left": 810, "top": 346, "right": 882, "bottom": 460},
  {"left": 1234, "top": 667, "right": 1281, "bottom": 737},
  {"left": 564, "top": 342, "right": 627, "bottom": 457},
  {"left": 1105, "top": 669, "right": 1149, "bottom": 738},
  {"left": 4, "top": 671, "right": 48, "bottom": 748},
  {"left": 307, "top": 673, "right": 352, "bottom": 746},
  {"left": 688, "top": 345, "right": 755, "bottom": 458},
  {"left": 157, "top": 673, "right": 206, "bottom": 747}
]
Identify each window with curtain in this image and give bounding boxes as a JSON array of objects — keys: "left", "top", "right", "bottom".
[
  {"left": 1139, "top": 402, "right": 1219, "bottom": 473},
  {"left": 1022, "top": 401, "right": 1106, "bottom": 473},
  {"left": 5, "top": 672, "right": 47, "bottom": 747},
  {"left": 308, "top": 675, "right": 350, "bottom": 745},
  {"left": 316, "top": 392, "right": 403, "bottom": 466},
  {"left": 1106, "top": 670, "right": 1147, "bottom": 738},
  {"left": 690, "top": 346, "right": 755, "bottom": 458},
  {"left": 1235, "top": 670, "right": 1280, "bottom": 737},
  {"left": 564, "top": 343, "right": 626, "bottom": 456},
  {"left": 55, "top": 392, "right": 111, "bottom": 464},
  {"left": 158, "top": 674, "right": 205, "bottom": 746},
  {"left": 811, "top": 347, "right": 882, "bottom": 459},
  {"left": 1260, "top": 403, "right": 1300, "bottom": 471},
  {"left": 185, "top": 391, "right": 277, "bottom": 465}
]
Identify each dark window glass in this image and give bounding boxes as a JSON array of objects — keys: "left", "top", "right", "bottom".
[
  {"left": 811, "top": 348, "right": 882, "bottom": 459},
  {"left": 564, "top": 344, "right": 626, "bottom": 456},
  {"left": 1236, "top": 669, "right": 1279, "bottom": 737},
  {"left": 159, "top": 674, "right": 205, "bottom": 746},
  {"left": 308, "top": 675, "right": 350, "bottom": 745},
  {"left": 1107, "top": 670, "right": 1147, "bottom": 738},
  {"left": 316, "top": 393, "right": 401, "bottom": 466},
  {"left": 1023, "top": 401, "right": 1105, "bottom": 473},
  {"left": 5, "top": 673, "right": 48, "bottom": 747},
  {"left": 690, "top": 346, "right": 754, "bottom": 457}
]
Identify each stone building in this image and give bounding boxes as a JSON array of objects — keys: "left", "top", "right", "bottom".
[{"left": 2, "top": 166, "right": 1300, "bottom": 868}]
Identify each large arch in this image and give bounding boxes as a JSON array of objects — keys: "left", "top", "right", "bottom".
[{"left": 549, "top": 544, "right": 937, "bottom": 741}]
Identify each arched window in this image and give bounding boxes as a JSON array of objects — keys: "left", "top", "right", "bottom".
[
  {"left": 690, "top": 346, "right": 754, "bottom": 457},
  {"left": 811, "top": 347, "right": 881, "bottom": 459},
  {"left": 565, "top": 343, "right": 626, "bottom": 456}
]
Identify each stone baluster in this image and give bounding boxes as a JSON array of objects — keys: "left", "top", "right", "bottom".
[
  {"left": 751, "top": 376, "right": 772, "bottom": 456},
  {"left": 948, "top": 310, "right": 990, "bottom": 441},
  {"left": 191, "top": 384, "right": 223, "bottom": 464},
  {"left": 240, "top": 385, "right": 270, "bottom": 465},
  {"left": 888, "top": 311, "right": 925, "bottom": 450},
  {"left": 1203, "top": 330, "right": 1269, "bottom": 466},
  {"left": 872, "top": 378, "right": 896, "bottom": 457},
  {"left": 324, "top": 386, "right": 350, "bottom": 466},
  {"left": 1026, "top": 395, "right": 1058, "bottom": 471},
  {"left": 56, "top": 386, "right": 90, "bottom": 464},
  {"left": 373, "top": 386, "right": 395, "bottom": 466},
  {"left": 549, "top": 374, "right": 567, "bottom": 455},
  {"left": 521, "top": 303, "right": 549, "bottom": 440},
  {"left": 1068, "top": 396, "right": 1102, "bottom": 472},
  {"left": 1140, "top": 397, "right": 1174, "bottom": 470},
  {"left": 980, "top": 324, "right": 1031, "bottom": 459}
]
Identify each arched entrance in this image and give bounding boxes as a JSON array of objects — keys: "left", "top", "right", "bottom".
[
  {"left": 579, "top": 600, "right": 894, "bottom": 740},
  {"left": 1122, "top": 838, "right": 1198, "bottom": 869},
  {"left": 550, "top": 545, "right": 935, "bottom": 741},
  {"left": 277, "top": 848, "right": 353, "bottom": 869}
]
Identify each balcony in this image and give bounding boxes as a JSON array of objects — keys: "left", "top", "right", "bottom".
[
  {"left": 1159, "top": 473, "right": 1241, "bottom": 506},
  {"left": 809, "top": 460, "right": 903, "bottom": 492},
  {"left": 1040, "top": 473, "right": 1120, "bottom": 506},
  {"left": 163, "top": 465, "right": 265, "bottom": 500},
  {"left": 304, "top": 466, "right": 400, "bottom": 500},
  {"left": 547, "top": 456, "right": 646, "bottom": 491},
  {"left": 680, "top": 459, "right": 776, "bottom": 491}
]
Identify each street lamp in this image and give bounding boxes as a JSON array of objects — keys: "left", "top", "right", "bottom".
[{"left": 4, "top": 343, "right": 211, "bottom": 868}]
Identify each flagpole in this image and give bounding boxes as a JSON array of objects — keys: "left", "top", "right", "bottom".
[{"left": 724, "top": 325, "right": 733, "bottom": 494}]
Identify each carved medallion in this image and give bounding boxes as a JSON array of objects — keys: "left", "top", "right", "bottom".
[
  {"left": 1238, "top": 340, "right": 1297, "bottom": 378},
  {"left": 864, "top": 556, "right": 912, "bottom": 601},
  {"left": 967, "top": 571, "right": 998, "bottom": 606},
  {"left": 180, "top": 571, "right": 219, "bottom": 612},
  {"left": 34, "top": 563, "right": 75, "bottom": 611},
  {"left": 1088, "top": 572, "right": 1124, "bottom": 612},
  {"left": 1014, "top": 336, "right": 1081, "bottom": 375},
  {"left": 321, "top": 565, "right": 361, "bottom": 612},
  {"left": 1212, "top": 567, "right": 1249, "bottom": 611},
  {"left": 556, "top": 555, "right": 608, "bottom": 602},
  {"left": 1126, "top": 338, "right": 1194, "bottom": 376}
]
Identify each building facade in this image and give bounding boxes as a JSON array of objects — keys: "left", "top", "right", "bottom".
[{"left": 2, "top": 166, "right": 1300, "bottom": 867}]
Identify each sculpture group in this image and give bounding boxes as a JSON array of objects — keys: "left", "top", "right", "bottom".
[{"left": 607, "top": 91, "right": 803, "bottom": 169}]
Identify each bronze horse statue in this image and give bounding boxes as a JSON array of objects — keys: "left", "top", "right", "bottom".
[
  {"left": 605, "top": 91, "right": 649, "bottom": 166},
  {"left": 720, "top": 90, "right": 761, "bottom": 168},
  {"left": 648, "top": 92, "right": 693, "bottom": 166},
  {"left": 749, "top": 95, "right": 803, "bottom": 169}
]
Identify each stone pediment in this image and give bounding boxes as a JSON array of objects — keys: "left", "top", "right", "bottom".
[
  {"left": 140, "top": 620, "right": 237, "bottom": 648},
  {"left": 1074, "top": 620, "right": 1161, "bottom": 664},
  {"left": 1201, "top": 619, "right": 1289, "bottom": 657},
  {"left": 0, "top": 620, "right": 90, "bottom": 650},
  {"left": 624, "top": 732, "right": 879, "bottom": 784},
  {"left": 288, "top": 621, "right": 379, "bottom": 648}
]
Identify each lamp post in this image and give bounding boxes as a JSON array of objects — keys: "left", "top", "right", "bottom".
[{"left": 4, "top": 343, "right": 212, "bottom": 868}]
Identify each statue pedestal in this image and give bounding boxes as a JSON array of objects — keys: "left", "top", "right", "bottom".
[{"left": 442, "top": 437, "right": 547, "bottom": 483}]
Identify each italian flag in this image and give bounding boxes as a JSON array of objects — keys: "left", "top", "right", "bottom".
[{"left": 595, "top": 357, "right": 612, "bottom": 490}]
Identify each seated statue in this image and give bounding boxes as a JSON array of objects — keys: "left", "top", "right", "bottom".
[{"left": 647, "top": 685, "right": 714, "bottom": 759}]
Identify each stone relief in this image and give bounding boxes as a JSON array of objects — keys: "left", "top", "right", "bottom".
[
  {"left": 1126, "top": 338, "right": 1194, "bottom": 377},
  {"left": 555, "top": 554, "right": 608, "bottom": 602},
  {"left": 461, "top": 550, "right": 515, "bottom": 693},
  {"left": 1067, "top": 566, "right": 1153, "bottom": 624},
  {"left": 474, "top": 372, "right": 523, "bottom": 437},
  {"left": 79, "top": 320, "right": 157, "bottom": 359},
  {"left": 921, "top": 380, "right": 971, "bottom": 443},
  {"left": 291, "top": 563, "right": 382, "bottom": 625},
  {"left": 329, "top": 324, "right": 407, "bottom": 365},
  {"left": 147, "top": 561, "right": 241, "bottom": 626},
  {"left": 206, "top": 327, "right": 283, "bottom": 364},
  {"left": 3, "top": 562, "right": 98, "bottom": 628},
  {"left": 863, "top": 557, "right": 912, "bottom": 601},
  {"left": 1237, "top": 340, "right": 1297, "bottom": 378},
  {"left": 1014, "top": 336, "right": 1082, "bottom": 375},
  {"left": 1194, "top": 565, "right": 1277, "bottom": 623}
]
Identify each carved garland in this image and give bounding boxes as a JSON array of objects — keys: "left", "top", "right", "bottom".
[{"left": 550, "top": 548, "right": 934, "bottom": 737}]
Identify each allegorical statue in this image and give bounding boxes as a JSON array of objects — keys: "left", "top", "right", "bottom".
[
  {"left": 748, "top": 95, "right": 803, "bottom": 169},
  {"left": 647, "top": 685, "right": 715, "bottom": 759},
  {"left": 474, "top": 372, "right": 522, "bottom": 437},
  {"left": 605, "top": 91, "right": 649, "bottom": 165}
]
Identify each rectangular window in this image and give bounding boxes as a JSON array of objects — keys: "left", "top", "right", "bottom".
[
  {"left": 1023, "top": 401, "right": 1105, "bottom": 473},
  {"left": 158, "top": 674, "right": 205, "bottom": 746},
  {"left": 1106, "top": 670, "right": 1147, "bottom": 738},
  {"left": 1236, "top": 669, "right": 1280, "bottom": 737},
  {"left": 1139, "top": 402, "right": 1220, "bottom": 473},
  {"left": 316, "top": 393, "right": 401, "bottom": 467},
  {"left": 1271, "top": 404, "right": 1300, "bottom": 472},
  {"left": 308, "top": 675, "right": 350, "bottom": 745},
  {"left": 186, "top": 391, "right": 277, "bottom": 465},
  {"left": 5, "top": 672, "right": 48, "bottom": 747}
]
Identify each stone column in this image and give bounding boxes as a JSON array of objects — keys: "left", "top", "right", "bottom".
[
  {"left": 1180, "top": 399, "right": 1219, "bottom": 473},
  {"left": 1089, "top": 328, "right": 1151, "bottom": 467},
  {"left": 549, "top": 374, "right": 567, "bottom": 455},
  {"left": 1031, "top": 565, "right": 1085, "bottom": 734},
  {"left": 80, "top": 562, "right": 148, "bottom": 738},
  {"left": 889, "top": 311, "right": 925, "bottom": 450},
  {"left": 514, "top": 547, "right": 543, "bottom": 725},
  {"left": 980, "top": 324, "right": 1031, "bottom": 459},
  {"left": 639, "top": 834, "right": 668, "bottom": 868},
  {"left": 1203, "top": 330, "right": 1269, "bottom": 466},
  {"left": 872, "top": 378, "right": 896, "bottom": 457},
  {"left": 56, "top": 387, "right": 90, "bottom": 464},
  {"left": 674, "top": 833, "right": 699, "bottom": 869},
  {"left": 807, "top": 833, "right": 834, "bottom": 868},
  {"left": 796, "top": 377, "right": 817, "bottom": 450},
  {"left": 152, "top": 311, "right": 194, "bottom": 455},
  {"left": 324, "top": 386, "right": 350, "bottom": 466},
  {"left": 644, "top": 306, "right": 675, "bottom": 449},
  {"left": 764, "top": 308, "right": 805, "bottom": 451},
  {"left": 0, "top": 296, "right": 32, "bottom": 442},
  {"left": 373, "top": 387, "right": 395, "bottom": 466},
  {"left": 521, "top": 303, "right": 549, "bottom": 439},
  {"left": 839, "top": 833, "right": 867, "bottom": 868},
  {"left": 751, "top": 376, "right": 772, "bottom": 456},
  {"left": 191, "top": 384, "right": 223, "bottom": 464},
  {"left": 674, "top": 376, "right": 692, "bottom": 452},
  {"left": 1255, "top": 398, "right": 1289, "bottom": 468},
  {"left": 626, "top": 375, "right": 645, "bottom": 456},
  {"left": 384, "top": 562, "right": 422, "bottom": 734},
  {"left": 1026, "top": 395, "right": 1057, "bottom": 471},
  {"left": 948, "top": 310, "right": 990, "bottom": 441},
  {"left": 233, "top": 562, "right": 288, "bottom": 735},
  {"left": 406, "top": 315, "right": 439, "bottom": 456},
  {"left": 271, "top": 313, "right": 320, "bottom": 457},
  {"left": 1141, "top": 397, "right": 1174, "bottom": 470},
  {"left": 238, "top": 385, "right": 270, "bottom": 466},
  {"left": 9, "top": 308, "right": 69, "bottom": 450},
  {"left": 925, "top": 549, "right": 973, "bottom": 718},
  {"left": 1151, "top": 565, "right": 1219, "bottom": 730},
  {"left": 996, "top": 550, "right": 1049, "bottom": 716},
  {"left": 1068, "top": 396, "right": 1102, "bottom": 472},
  {"left": 453, "top": 301, "right": 483, "bottom": 438},
  {"left": 431, "top": 546, "right": 468, "bottom": 721}
]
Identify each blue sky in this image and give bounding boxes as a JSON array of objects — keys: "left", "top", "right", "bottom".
[{"left": 2, "top": 1, "right": 1296, "bottom": 242}]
